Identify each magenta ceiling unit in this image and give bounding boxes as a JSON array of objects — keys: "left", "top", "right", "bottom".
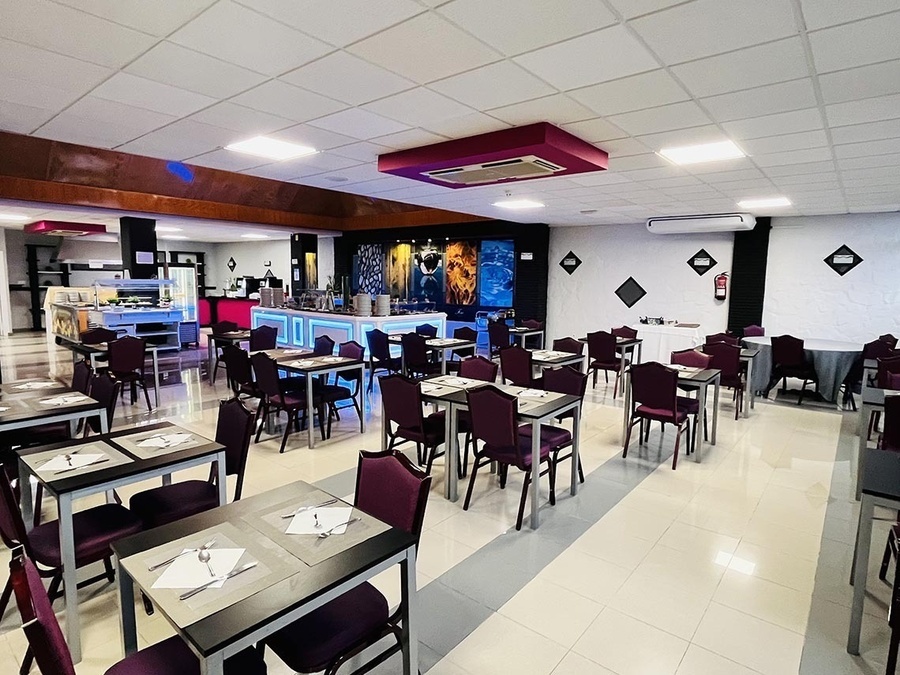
[
  {"left": 24, "top": 220, "right": 107, "bottom": 236},
  {"left": 376, "top": 122, "right": 608, "bottom": 189}
]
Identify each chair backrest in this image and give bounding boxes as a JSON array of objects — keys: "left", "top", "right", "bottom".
[
  {"left": 611, "top": 326, "right": 637, "bottom": 339},
  {"left": 400, "top": 332, "right": 429, "bottom": 368},
  {"left": 771, "top": 335, "right": 805, "bottom": 368},
  {"left": 86, "top": 372, "right": 122, "bottom": 434},
  {"left": 878, "top": 356, "right": 900, "bottom": 390},
  {"left": 250, "top": 352, "right": 283, "bottom": 398},
  {"left": 743, "top": 324, "right": 765, "bottom": 337},
  {"left": 884, "top": 395, "right": 900, "bottom": 452},
  {"left": 864, "top": 338, "right": 894, "bottom": 360},
  {"left": 211, "top": 321, "right": 238, "bottom": 335},
  {"left": 72, "top": 360, "right": 93, "bottom": 395},
  {"left": 552, "top": 337, "right": 586, "bottom": 355},
  {"left": 313, "top": 334, "right": 336, "bottom": 356},
  {"left": 107, "top": 335, "right": 147, "bottom": 373},
  {"left": 586, "top": 330, "right": 617, "bottom": 363},
  {"left": 10, "top": 550, "right": 77, "bottom": 675},
  {"left": 705, "top": 332, "right": 739, "bottom": 347},
  {"left": 337, "top": 341, "right": 365, "bottom": 386},
  {"left": 379, "top": 374, "right": 425, "bottom": 431},
  {"left": 354, "top": 450, "right": 431, "bottom": 541},
  {"left": 881, "top": 334, "right": 899, "bottom": 350},
  {"left": 453, "top": 326, "right": 477, "bottom": 342},
  {"left": 487, "top": 322, "right": 510, "bottom": 352},
  {"left": 249, "top": 325, "right": 277, "bottom": 351},
  {"left": 630, "top": 362, "right": 678, "bottom": 413},
  {"left": 521, "top": 319, "right": 543, "bottom": 330},
  {"left": 466, "top": 385, "right": 518, "bottom": 450},
  {"left": 0, "top": 471, "right": 29, "bottom": 552},
  {"left": 499, "top": 345, "right": 533, "bottom": 387},
  {"left": 80, "top": 327, "right": 117, "bottom": 345},
  {"left": 366, "top": 329, "right": 391, "bottom": 362},
  {"left": 542, "top": 365, "right": 588, "bottom": 399},
  {"left": 459, "top": 355, "right": 499, "bottom": 382},
  {"left": 670, "top": 348, "right": 712, "bottom": 369},
  {"left": 214, "top": 398, "right": 255, "bottom": 499},
  {"left": 415, "top": 324, "right": 438, "bottom": 338},
  {"left": 222, "top": 345, "right": 254, "bottom": 391},
  {"left": 702, "top": 341, "right": 741, "bottom": 379}
]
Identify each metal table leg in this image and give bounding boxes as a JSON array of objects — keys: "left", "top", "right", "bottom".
[
  {"left": 571, "top": 404, "right": 581, "bottom": 496},
  {"left": 711, "top": 374, "right": 720, "bottom": 446},
  {"left": 400, "top": 546, "right": 419, "bottom": 675},
  {"left": 59, "top": 493, "right": 81, "bottom": 661},
  {"left": 530, "top": 418, "right": 541, "bottom": 529},
  {"left": 118, "top": 562, "right": 138, "bottom": 655},
  {"left": 848, "top": 494, "right": 875, "bottom": 654}
]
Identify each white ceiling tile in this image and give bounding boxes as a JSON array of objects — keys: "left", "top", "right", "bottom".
[
  {"left": 801, "top": 0, "right": 900, "bottom": 30},
  {"left": 672, "top": 38, "right": 809, "bottom": 98},
  {"left": 605, "top": 0, "right": 689, "bottom": 20},
  {"left": 0, "top": 73, "right": 83, "bottom": 112},
  {"left": 308, "top": 108, "right": 411, "bottom": 140},
  {"left": 636, "top": 125, "right": 730, "bottom": 151},
  {"left": 125, "top": 42, "right": 267, "bottom": 99},
  {"left": 429, "top": 62, "right": 555, "bottom": 110},
  {"left": 52, "top": 0, "right": 216, "bottom": 36},
  {"left": 597, "top": 137, "right": 653, "bottom": 157},
  {"left": 281, "top": 52, "right": 414, "bottom": 106},
  {"left": 188, "top": 102, "right": 295, "bottom": 135},
  {"left": 421, "top": 112, "right": 510, "bottom": 138},
  {"left": 487, "top": 94, "right": 594, "bottom": 126},
  {"left": 0, "top": 0, "right": 156, "bottom": 68},
  {"left": 36, "top": 109, "right": 152, "bottom": 149},
  {"left": 619, "top": 167, "right": 687, "bottom": 181},
  {"left": 818, "top": 60, "right": 900, "bottom": 104},
  {"left": 0, "top": 100, "right": 56, "bottom": 134},
  {"left": 235, "top": 0, "right": 424, "bottom": 46},
  {"left": 184, "top": 149, "right": 267, "bottom": 172},
  {"left": 296, "top": 163, "right": 386, "bottom": 186},
  {"left": 809, "top": 11, "right": 900, "bottom": 73},
  {"left": 773, "top": 172, "right": 840, "bottom": 185},
  {"left": 569, "top": 69, "right": 690, "bottom": 117},
  {"left": 632, "top": 0, "right": 796, "bottom": 64},
  {"left": 561, "top": 118, "right": 627, "bottom": 143},
  {"left": 762, "top": 160, "right": 836, "bottom": 175},
  {"left": 741, "top": 130, "right": 829, "bottom": 155},
  {"left": 348, "top": 13, "right": 500, "bottom": 84},
  {"left": 699, "top": 168, "right": 767, "bottom": 183},
  {"left": 608, "top": 101, "right": 711, "bottom": 136},
  {"left": 753, "top": 147, "right": 833, "bottom": 167},
  {"left": 242, "top": 152, "right": 362, "bottom": 179},
  {"left": 700, "top": 79, "right": 818, "bottom": 123},
  {"left": 231, "top": 80, "right": 346, "bottom": 123},
  {"left": 170, "top": 1, "right": 332, "bottom": 76},
  {"left": 841, "top": 174, "right": 898, "bottom": 188},
  {"left": 831, "top": 119, "right": 900, "bottom": 145},
  {"left": 115, "top": 119, "right": 235, "bottom": 159},
  {"left": 362, "top": 88, "right": 473, "bottom": 126},
  {"left": 0, "top": 38, "right": 112, "bottom": 93},
  {"left": 567, "top": 172, "right": 634, "bottom": 187},
  {"left": 372, "top": 128, "right": 449, "bottom": 149},
  {"left": 437, "top": 0, "right": 615, "bottom": 55},
  {"left": 328, "top": 141, "right": 394, "bottom": 163},
  {"left": 711, "top": 179, "right": 777, "bottom": 195},
  {"left": 607, "top": 153, "right": 669, "bottom": 171},
  {"left": 640, "top": 176, "right": 705, "bottom": 189},
  {"left": 836, "top": 153, "right": 900, "bottom": 170},
  {"left": 684, "top": 157, "right": 758, "bottom": 175},
  {"left": 826, "top": 93, "right": 900, "bottom": 128},
  {"left": 91, "top": 72, "right": 217, "bottom": 117},
  {"left": 722, "top": 108, "right": 824, "bottom": 140},
  {"left": 270, "top": 124, "right": 359, "bottom": 150},
  {"left": 514, "top": 26, "right": 658, "bottom": 91}
]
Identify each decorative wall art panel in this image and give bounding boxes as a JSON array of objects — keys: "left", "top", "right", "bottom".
[
  {"left": 413, "top": 244, "right": 443, "bottom": 304},
  {"left": 445, "top": 241, "right": 478, "bottom": 305},
  {"left": 356, "top": 243, "right": 384, "bottom": 295},
  {"left": 387, "top": 243, "right": 412, "bottom": 299},
  {"left": 479, "top": 240, "right": 515, "bottom": 307}
]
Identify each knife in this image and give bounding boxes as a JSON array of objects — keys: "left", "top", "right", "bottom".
[
  {"left": 54, "top": 457, "right": 110, "bottom": 474},
  {"left": 280, "top": 498, "right": 339, "bottom": 518},
  {"left": 179, "top": 561, "right": 258, "bottom": 600}
]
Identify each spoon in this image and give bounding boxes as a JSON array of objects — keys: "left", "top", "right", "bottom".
[
  {"left": 198, "top": 547, "right": 215, "bottom": 577},
  {"left": 317, "top": 517, "right": 360, "bottom": 539}
]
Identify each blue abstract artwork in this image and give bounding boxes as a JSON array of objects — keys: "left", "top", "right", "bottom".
[{"left": 479, "top": 240, "right": 515, "bottom": 307}]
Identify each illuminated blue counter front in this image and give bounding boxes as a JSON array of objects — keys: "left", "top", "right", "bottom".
[{"left": 250, "top": 307, "right": 446, "bottom": 353}]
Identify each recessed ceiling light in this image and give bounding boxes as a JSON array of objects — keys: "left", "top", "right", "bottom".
[
  {"left": 0, "top": 213, "right": 29, "bottom": 222},
  {"left": 492, "top": 199, "right": 545, "bottom": 210},
  {"left": 225, "top": 136, "right": 317, "bottom": 161},
  {"left": 241, "top": 233, "right": 270, "bottom": 239},
  {"left": 737, "top": 197, "right": 792, "bottom": 209},
  {"left": 159, "top": 235, "right": 188, "bottom": 240},
  {"left": 155, "top": 226, "right": 182, "bottom": 232},
  {"left": 658, "top": 140, "right": 745, "bottom": 166}
]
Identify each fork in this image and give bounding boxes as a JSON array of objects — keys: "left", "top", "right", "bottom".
[
  {"left": 316, "top": 517, "right": 360, "bottom": 539},
  {"left": 148, "top": 539, "right": 217, "bottom": 571}
]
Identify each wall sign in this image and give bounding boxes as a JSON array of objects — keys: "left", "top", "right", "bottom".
[
  {"left": 687, "top": 248, "right": 717, "bottom": 276},
  {"left": 615, "top": 277, "right": 647, "bottom": 308},
  {"left": 558, "top": 250, "right": 582, "bottom": 275},
  {"left": 520, "top": 252, "right": 533, "bottom": 261},
  {"left": 824, "top": 245, "right": 863, "bottom": 276},
  {"left": 227, "top": 256, "right": 237, "bottom": 272},
  {"left": 135, "top": 251, "right": 154, "bottom": 265}
]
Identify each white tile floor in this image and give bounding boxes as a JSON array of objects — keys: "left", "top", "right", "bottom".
[{"left": 0, "top": 332, "right": 892, "bottom": 674}]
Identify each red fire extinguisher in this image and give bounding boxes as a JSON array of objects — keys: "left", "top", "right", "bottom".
[{"left": 714, "top": 272, "right": 728, "bottom": 301}]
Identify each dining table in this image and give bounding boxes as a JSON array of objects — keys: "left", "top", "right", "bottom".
[
  {"left": 0, "top": 380, "right": 107, "bottom": 440},
  {"left": 509, "top": 326, "right": 545, "bottom": 349},
  {"left": 113, "top": 479, "right": 419, "bottom": 675},
  {"left": 388, "top": 335, "right": 477, "bottom": 375},
  {"left": 529, "top": 348, "right": 586, "bottom": 373},
  {"left": 16, "top": 421, "right": 227, "bottom": 663}
]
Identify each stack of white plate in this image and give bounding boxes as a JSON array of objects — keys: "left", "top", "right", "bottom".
[
  {"left": 355, "top": 294, "right": 372, "bottom": 316},
  {"left": 374, "top": 294, "right": 391, "bottom": 316}
]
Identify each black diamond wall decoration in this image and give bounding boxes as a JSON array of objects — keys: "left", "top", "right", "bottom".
[
  {"left": 615, "top": 277, "right": 647, "bottom": 308},
  {"left": 558, "top": 250, "right": 582, "bottom": 275},
  {"left": 824, "top": 245, "right": 863, "bottom": 276},
  {"left": 687, "top": 248, "right": 717, "bottom": 276},
  {"left": 227, "top": 256, "right": 237, "bottom": 272}
]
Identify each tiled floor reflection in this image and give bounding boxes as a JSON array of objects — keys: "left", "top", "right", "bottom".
[{"left": 0, "top": 331, "right": 887, "bottom": 674}]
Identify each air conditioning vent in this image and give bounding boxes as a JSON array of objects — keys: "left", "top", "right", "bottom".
[
  {"left": 423, "top": 155, "right": 565, "bottom": 186},
  {"left": 646, "top": 213, "right": 756, "bottom": 235}
]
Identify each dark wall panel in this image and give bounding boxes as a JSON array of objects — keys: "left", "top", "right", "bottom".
[
  {"left": 727, "top": 217, "right": 771, "bottom": 335},
  {"left": 119, "top": 216, "right": 157, "bottom": 279}
]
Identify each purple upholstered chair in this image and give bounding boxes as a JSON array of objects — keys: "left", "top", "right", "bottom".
[
  {"left": 252, "top": 352, "right": 325, "bottom": 452},
  {"left": 248, "top": 324, "right": 277, "bottom": 351},
  {"left": 381, "top": 374, "right": 445, "bottom": 474},
  {"left": 705, "top": 332, "right": 739, "bottom": 347},
  {"left": 845, "top": 339, "right": 895, "bottom": 411},
  {"left": 9, "top": 548, "right": 266, "bottom": 675},
  {"left": 877, "top": 397, "right": 900, "bottom": 584},
  {"left": 313, "top": 334, "right": 336, "bottom": 356},
  {"left": 464, "top": 385, "right": 557, "bottom": 530},
  {"left": 671, "top": 348, "right": 712, "bottom": 370},
  {"left": 80, "top": 327, "right": 118, "bottom": 345},
  {"left": 623, "top": 362, "right": 690, "bottom": 470},
  {"left": 521, "top": 319, "right": 543, "bottom": 330},
  {"left": 72, "top": 359, "right": 93, "bottom": 394},
  {"left": 456, "top": 356, "right": 500, "bottom": 477},
  {"left": 868, "top": 357, "right": 900, "bottom": 439},
  {"left": 108, "top": 335, "right": 151, "bottom": 411},
  {"left": 488, "top": 321, "right": 511, "bottom": 358},
  {"left": 221, "top": 345, "right": 262, "bottom": 401},
  {"left": 263, "top": 450, "right": 430, "bottom": 675},
  {"left": 586, "top": 330, "right": 625, "bottom": 397},
  {"left": 670, "top": 349, "right": 712, "bottom": 450},
  {"left": 702, "top": 342, "right": 745, "bottom": 419},
  {"left": 770, "top": 335, "right": 818, "bottom": 405},
  {"left": 210, "top": 321, "right": 239, "bottom": 383},
  {"left": 881, "top": 334, "right": 899, "bottom": 350},
  {"left": 447, "top": 326, "right": 477, "bottom": 371},
  {"left": 611, "top": 326, "right": 638, "bottom": 339},
  {"left": 743, "top": 324, "right": 765, "bottom": 337},
  {"left": 416, "top": 323, "right": 438, "bottom": 338},
  {"left": 401, "top": 332, "right": 440, "bottom": 379},
  {"left": 366, "top": 329, "right": 401, "bottom": 393},
  {"left": 83, "top": 372, "right": 122, "bottom": 438},
  {"left": 499, "top": 344, "right": 541, "bottom": 388},
  {"left": 318, "top": 341, "right": 365, "bottom": 435},
  {"left": 552, "top": 337, "right": 586, "bottom": 355},
  {"left": 129, "top": 398, "right": 255, "bottom": 529}
]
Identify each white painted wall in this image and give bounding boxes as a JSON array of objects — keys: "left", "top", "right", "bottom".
[
  {"left": 547, "top": 224, "right": 734, "bottom": 340},
  {"left": 764, "top": 213, "right": 900, "bottom": 343},
  {"left": 317, "top": 235, "right": 335, "bottom": 290},
  {"left": 213, "top": 239, "right": 291, "bottom": 289}
]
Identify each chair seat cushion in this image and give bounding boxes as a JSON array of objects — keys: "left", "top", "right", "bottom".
[
  {"left": 105, "top": 635, "right": 266, "bottom": 675},
  {"left": 635, "top": 405, "right": 687, "bottom": 424},
  {"left": 129, "top": 481, "right": 218, "bottom": 529},
  {"left": 481, "top": 436, "right": 552, "bottom": 468},
  {"left": 517, "top": 424, "right": 572, "bottom": 449},
  {"left": 318, "top": 384, "right": 353, "bottom": 403},
  {"left": 29, "top": 504, "right": 143, "bottom": 568},
  {"left": 398, "top": 411, "right": 445, "bottom": 446},
  {"left": 590, "top": 359, "right": 621, "bottom": 370},
  {"left": 676, "top": 396, "right": 700, "bottom": 414},
  {"left": 265, "top": 582, "right": 388, "bottom": 672}
]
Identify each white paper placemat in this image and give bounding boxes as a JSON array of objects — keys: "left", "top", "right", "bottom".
[
  {"left": 152, "top": 547, "right": 245, "bottom": 590},
  {"left": 39, "top": 394, "right": 91, "bottom": 406},
  {"left": 12, "top": 381, "right": 59, "bottom": 390}
]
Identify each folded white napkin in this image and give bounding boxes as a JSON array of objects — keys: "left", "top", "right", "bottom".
[
  {"left": 152, "top": 548, "right": 244, "bottom": 590},
  {"left": 286, "top": 506, "right": 353, "bottom": 535},
  {"left": 37, "top": 453, "right": 105, "bottom": 473},
  {"left": 40, "top": 395, "right": 89, "bottom": 406},
  {"left": 520, "top": 389, "right": 548, "bottom": 398},
  {"left": 13, "top": 382, "right": 57, "bottom": 390},
  {"left": 290, "top": 360, "right": 316, "bottom": 368},
  {"left": 137, "top": 433, "right": 193, "bottom": 449}
]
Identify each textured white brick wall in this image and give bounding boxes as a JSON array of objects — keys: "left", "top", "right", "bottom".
[
  {"left": 764, "top": 213, "right": 900, "bottom": 343},
  {"left": 547, "top": 224, "right": 734, "bottom": 340}
]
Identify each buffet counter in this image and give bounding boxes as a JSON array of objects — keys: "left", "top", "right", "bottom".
[{"left": 250, "top": 306, "right": 447, "bottom": 350}]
